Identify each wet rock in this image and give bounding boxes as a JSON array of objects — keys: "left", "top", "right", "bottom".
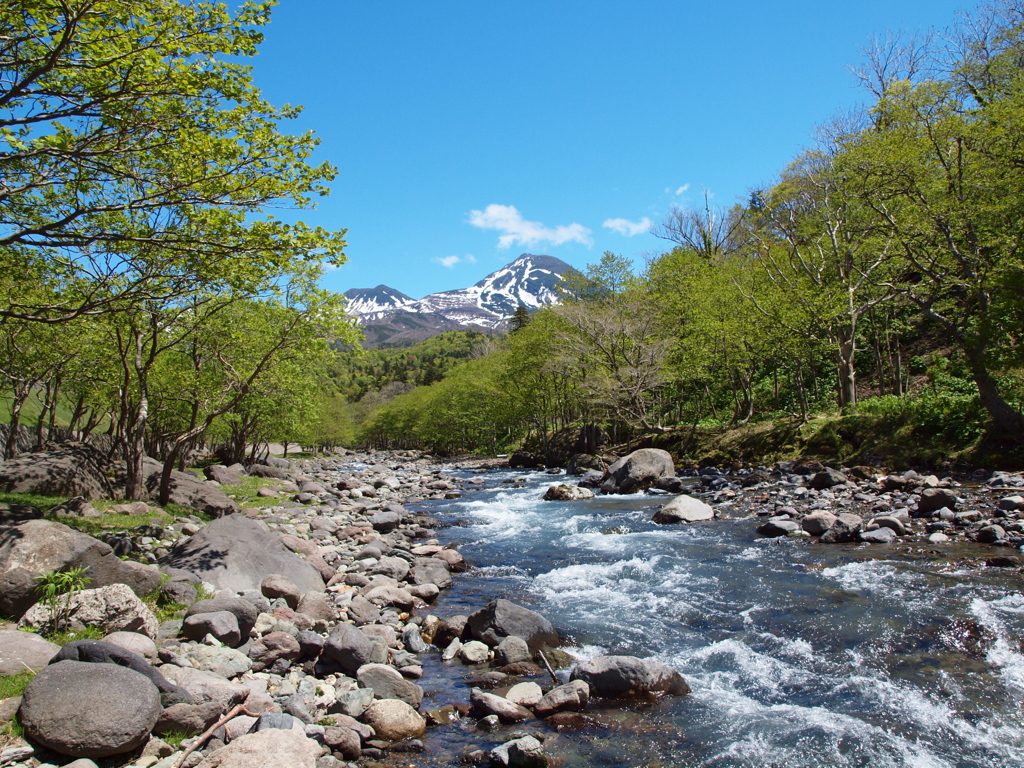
[
  {"left": 467, "top": 599, "right": 558, "bottom": 650},
  {"left": 469, "top": 688, "right": 532, "bottom": 723},
  {"left": 986, "top": 555, "right": 1020, "bottom": 567},
  {"left": 494, "top": 635, "right": 531, "bottom": 666},
  {"left": 570, "top": 655, "right": 690, "bottom": 697},
  {"left": 757, "top": 518, "right": 799, "bottom": 537},
  {"left": 600, "top": 449, "right": 675, "bottom": 495},
  {"left": 490, "top": 734, "right": 548, "bottom": 768},
  {"left": 859, "top": 527, "right": 897, "bottom": 544},
  {"left": 534, "top": 679, "right": 590, "bottom": 717},
  {"left": 19, "top": 660, "right": 161, "bottom": 758},
  {"left": 361, "top": 699, "right": 426, "bottom": 740},
  {"left": 976, "top": 525, "right": 1006, "bottom": 543},
  {"left": 542, "top": 485, "right": 595, "bottom": 501},
  {"left": 504, "top": 682, "right": 543, "bottom": 707},
  {"left": 819, "top": 513, "right": 863, "bottom": 544},
  {"left": 652, "top": 495, "right": 714, "bottom": 524},
  {"left": 917, "top": 488, "right": 959, "bottom": 515},
  {"left": 801, "top": 511, "right": 837, "bottom": 536}
]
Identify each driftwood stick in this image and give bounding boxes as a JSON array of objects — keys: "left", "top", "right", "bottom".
[
  {"left": 537, "top": 649, "right": 560, "bottom": 686},
  {"left": 173, "top": 693, "right": 258, "bottom": 768}
]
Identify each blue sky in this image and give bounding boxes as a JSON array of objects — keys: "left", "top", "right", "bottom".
[{"left": 249, "top": 0, "right": 967, "bottom": 299}]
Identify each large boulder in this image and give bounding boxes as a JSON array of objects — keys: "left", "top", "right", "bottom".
[
  {"left": 542, "top": 485, "right": 595, "bottom": 501},
  {"left": 569, "top": 655, "right": 690, "bottom": 697},
  {"left": 20, "top": 583, "right": 159, "bottom": 638},
  {"left": 194, "top": 728, "right": 321, "bottom": 768},
  {"left": 356, "top": 663, "right": 424, "bottom": 707},
  {"left": 600, "top": 449, "right": 675, "bottom": 495},
  {"left": 139, "top": 458, "right": 238, "bottom": 518},
  {"left": 467, "top": 599, "right": 558, "bottom": 650},
  {"left": 819, "top": 513, "right": 864, "bottom": 544},
  {"left": 0, "top": 519, "right": 161, "bottom": 619},
  {"left": 322, "top": 623, "right": 376, "bottom": 674},
  {"left": 19, "top": 660, "right": 161, "bottom": 758},
  {"left": 0, "top": 629, "right": 59, "bottom": 675},
  {"left": 162, "top": 514, "right": 324, "bottom": 594},
  {"left": 651, "top": 495, "right": 714, "bottom": 524},
  {"left": 159, "top": 665, "right": 250, "bottom": 712},
  {"left": 0, "top": 442, "right": 118, "bottom": 499}
]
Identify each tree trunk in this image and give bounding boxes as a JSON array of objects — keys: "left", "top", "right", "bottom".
[
  {"left": 965, "top": 348, "right": 1024, "bottom": 440},
  {"left": 5, "top": 393, "right": 26, "bottom": 460},
  {"left": 158, "top": 444, "right": 181, "bottom": 507},
  {"left": 834, "top": 326, "right": 857, "bottom": 413}
]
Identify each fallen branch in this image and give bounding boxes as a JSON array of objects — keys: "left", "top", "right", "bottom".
[
  {"left": 173, "top": 692, "right": 259, "bottom": 768},
  {"left": 537, "top": 649, "right": 560, "bottom": 686}
]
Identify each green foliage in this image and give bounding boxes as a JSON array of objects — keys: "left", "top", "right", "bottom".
[
  {"left": 35, "top": 566, "right": 91, "bottom": 635},
  {"left": 43, "top": 626, "right": 106, "bottom": 646}
]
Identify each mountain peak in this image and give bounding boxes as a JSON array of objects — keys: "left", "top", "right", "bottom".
[{"left": 344, "top": 254, "right": 572, "bottom": 343}]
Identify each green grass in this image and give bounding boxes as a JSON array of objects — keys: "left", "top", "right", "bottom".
[
  {"left": 0, "top": 670, "right": 35, "bottom": 700},
  {"left": 219, "top": 474, "right": 282, "bottom": 508},
  {"left": 160, "top": 729, "right": 194, "bottom": 747},
  {"left": 44, "top": 626, "right": 105, "bottom": 645}
]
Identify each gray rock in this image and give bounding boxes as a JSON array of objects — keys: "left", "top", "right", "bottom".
[
  {"left": 859, "top": 527, "right": 897, "bottom": 544},
  {"left": 917, "top": 488, "right": 959, "bottom": 515},
  {"left": 801, "top": 511, "right": 837, "bottom": 536},
  {"left": 19, "top": 660, "right": 161, "bottom": 758},
  {"left": 460, "top": 640, "right": 491, "bottom": 664},
  {"left": 346, "top": 595, "right": 380, "bottom": 625},
  {"left": 409, "top": 560, "right": 453, "bottom": 590},
  {"left": 159, "top": 665, "right": 250, "bottom": 712},
  {"left": 600, "top": 449, "right": 675, "bottom": 495},
  {"left": 757, "top": 519, "right": 799, "bottom": 537},
  {"left": 356, "top": 663, "right": 424, "bottom": 707},
  {"left": 101, "top": 630, "right": 157, "bottom": 660},
  {"left": 249, "top": 631, "right": 302, "bottom": 672},
  {"left": 295, "top": 591, "right": 336, "bottom": 623},
  {"left": 819, "top": 513, "right": 864, "bottom": 544},
  {"left": 361, "top": 699, "right": 426, "bottom": 740},
  {"left": 323, "top": 725, "right": 361, "bottom": 760},
  {"left": 0, "top": 441, "right": 118, "bottom": 499},
  {"left": 542, "top": 485, "right": 595, "bottom": 501},
  {"left": 138, "top": 457, "right": 238, "bottom": 518},
  {"left": 807, "top": 469, "right": 847, "bottom": 490},
  {"left": 163, "top": 514, "right": 324, "bottom": 595},
  {"left": 204, "top": 465, "right": 244, "bottom": 486},
  {"left": 193, "top": 728, "right": 320, "bottom": 768},
  {"left": 467, "top": 599, "right": 558, "bottom": 650},
  {"left": 323, "top": 623, "right": 376, "bottom": 674},
  {"left": 154, "top": 700, "right": 224, "bottom": 736},
  {"left": 569, "top": 655, "right": 690, "bottom": 697},
  {"left": 246, "top": 464, "right": 289, "bottom": 480},
  {"left": 49, "top": 639, "right": 191, "bottom": 707},
  {"left": 401, "top": 624, "right": 428, "bottom": 654},
  {"left": 183, "top": 611, "right": 241, "bottom": 647},
  {"left": 20, "top": 583, "right": 159, "bottom": 638},
  {"left": 369, "top": 511, "right": 400, "bottom": 533},
  {"left": 534, "top": 679, "right": 590, "bottom": 717},
  {"left": 329, "top": 688, "right": 374, "bottom": 718},
  {"left": 999, "top": 495, "right": 1024, "bottom": 511},
  {"left": 185, "top": 645, "right": 252, "bottom": 679},
  {"left": 494, "top": 635, "right": 531, "bottom": 666},
  {"left": 261, "top": 574, "right": 301, "bottom": 609},
  {"left": 490, "top": 735, "right": 549, "bottom": 768},
  {"left": 652, "top": 494, "right": 714, "bottom": 524},
  {"left": 370, "top": 555, "right": 410, "bottom": 581},
  {"left": 0, "top": 519, "right": 160, "bottom": 620},
  {"left": 977, "top": 525, "right": 1007, "bottom": 543},
  {"left": 0, "top": 629, "right": 59, "bottom": 675},
  {"left": 469, "top": 688, "right": 531, "bottom": 723}
]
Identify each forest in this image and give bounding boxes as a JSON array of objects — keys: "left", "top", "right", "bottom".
[
  {"left": 2, "top": 0, "right": 1023, "bottom": 482},
  {"left": 353, "top": 4, "right": 1024, "bottom": 465}
]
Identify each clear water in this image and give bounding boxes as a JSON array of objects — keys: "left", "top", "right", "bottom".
[{"left": 411, "top": 469, "right": 1024, "bottom": 768}]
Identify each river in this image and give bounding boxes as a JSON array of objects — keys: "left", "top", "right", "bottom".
[{"left": 406, "top": 466, "right": 1024, "bottom": 768}]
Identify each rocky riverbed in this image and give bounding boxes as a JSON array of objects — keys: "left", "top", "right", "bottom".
[{"left": 2, "top": 445, "right": 1023, "bottom": 768}]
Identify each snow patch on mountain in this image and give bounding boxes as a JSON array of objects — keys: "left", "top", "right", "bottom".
[{"left": 344, "top": 254, "right": 571, "bottom": 329}]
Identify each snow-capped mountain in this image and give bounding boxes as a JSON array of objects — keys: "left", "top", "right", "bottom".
[
  {"left": 341, "top": 285, "right": 415, "bottom": 322},
  {"left": 344, "top": 254, "right": 572, "bottom": 334}
]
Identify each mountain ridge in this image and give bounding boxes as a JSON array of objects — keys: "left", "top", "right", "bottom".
[{"left": 343, "top": 254, "right": 571, "bottom": 346}]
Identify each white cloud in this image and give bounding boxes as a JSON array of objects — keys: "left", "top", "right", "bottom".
[
  {"left": 468, "top": 204, "right": 593, "bottom": 249},
  {"left": 434, "top": 254, "right": 477, "bottom": 269},
  {"left": 603, "top": 217, "right": 653, "bottom": 237},
  {"left": 664, "top": 184, "right": 690, "bottom": 196}
]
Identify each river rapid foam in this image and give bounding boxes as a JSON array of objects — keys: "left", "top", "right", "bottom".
[{"left": 418, "top": 468, "right": 1024, "bottom": 768}]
